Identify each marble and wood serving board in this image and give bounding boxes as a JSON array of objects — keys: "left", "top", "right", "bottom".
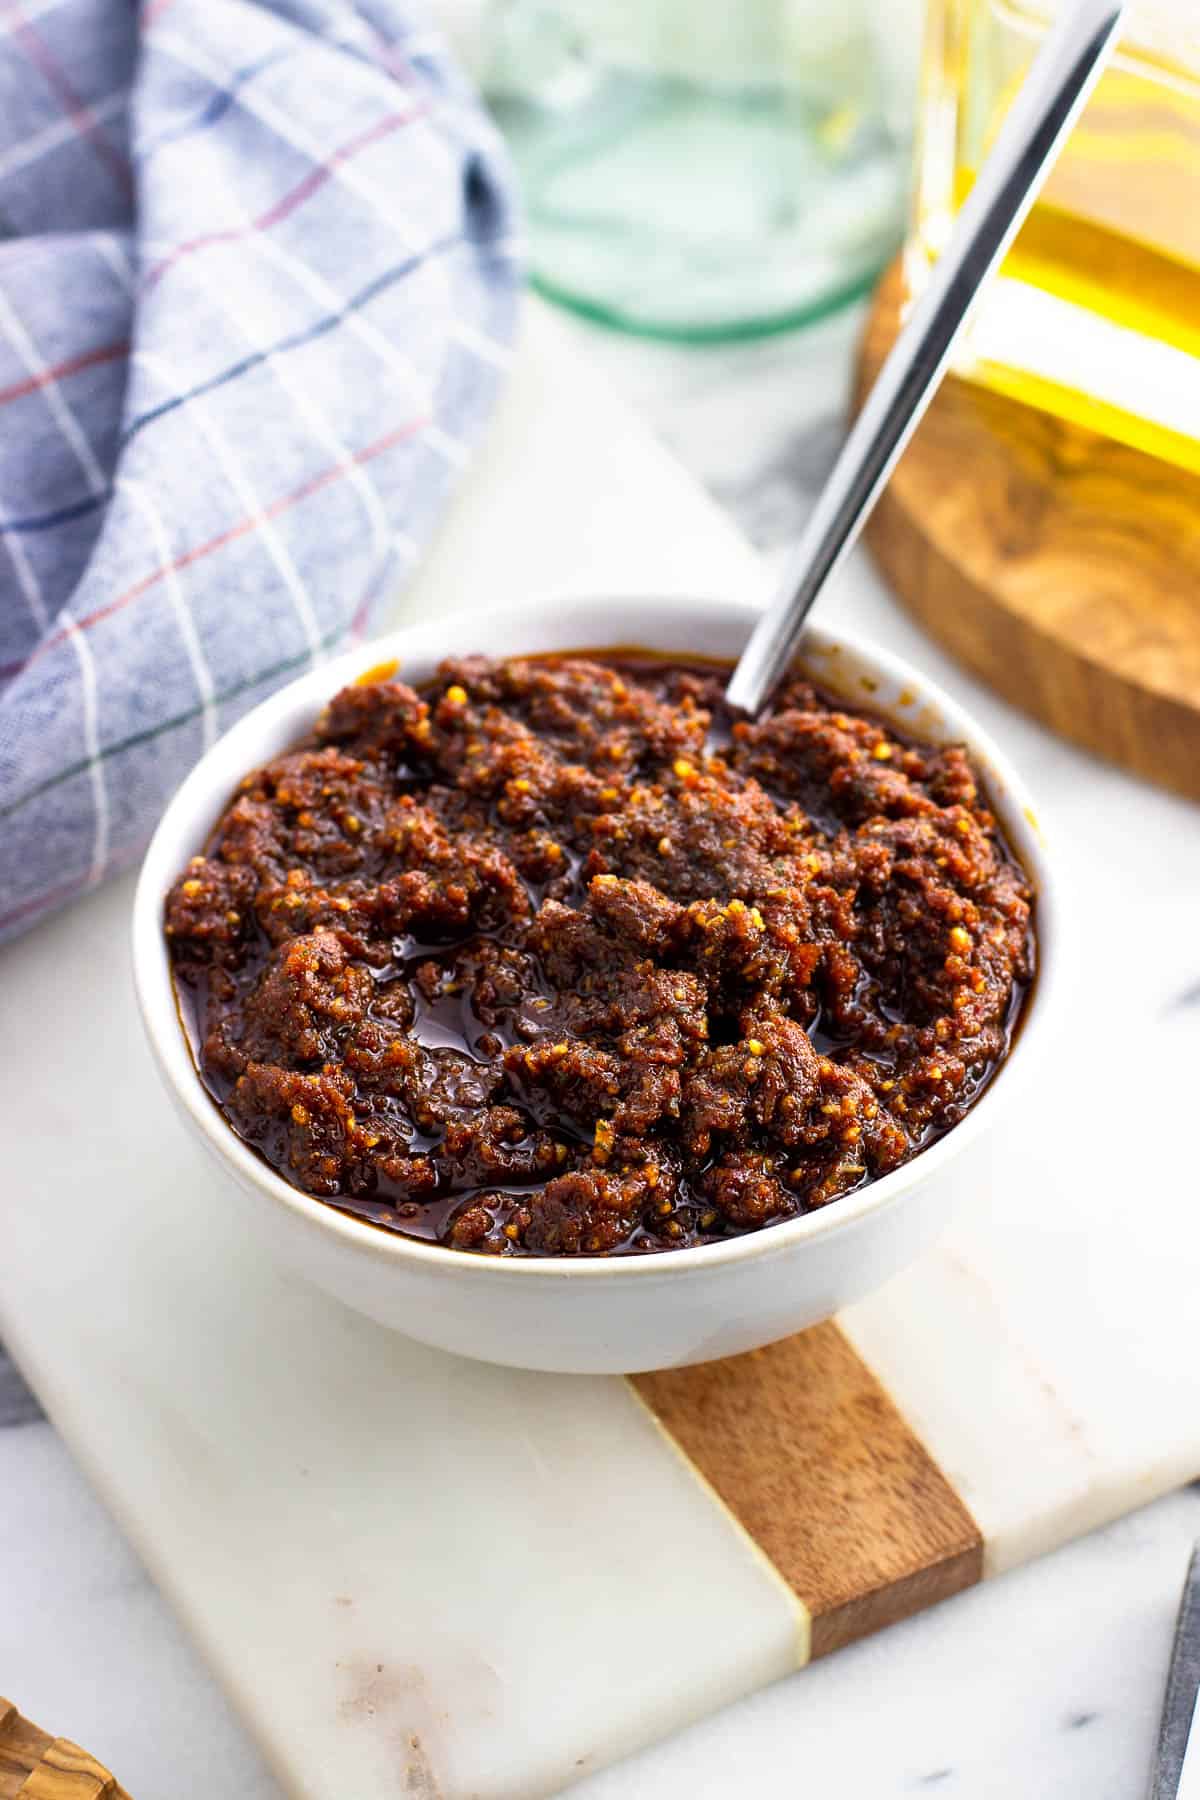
[{"left": 2, "top": 302, "right": 1199, "bottom": 1800}]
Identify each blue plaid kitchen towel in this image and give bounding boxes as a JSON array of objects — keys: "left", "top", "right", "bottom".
[{"left": 0, "top": 0, "right": 520, "bottom": 943}]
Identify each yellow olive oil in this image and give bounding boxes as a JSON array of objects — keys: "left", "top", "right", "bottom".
[{"left": 911, "top": 0, "right": 1200, "bottom": 469}]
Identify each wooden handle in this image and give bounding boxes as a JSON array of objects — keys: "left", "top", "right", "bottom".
[{"left": 0, "top": 1700, "right": 131, "bottom": 1799}]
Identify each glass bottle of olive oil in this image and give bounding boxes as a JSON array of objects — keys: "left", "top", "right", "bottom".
[{"left": 911, "top": 0, "right": 1200, "bottom": 469}]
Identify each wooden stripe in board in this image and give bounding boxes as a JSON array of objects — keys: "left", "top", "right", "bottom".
[{"left": 632, "top": 1321, "right": 983, "bottom": 1658}]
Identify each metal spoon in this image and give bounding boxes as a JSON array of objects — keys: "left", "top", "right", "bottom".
[
  {"left": 724, "top": 0, "right": 1129, "bottom": 719},
  {"left": 1148, "top": 1544, "right": 1200, "bottom": 1799}
]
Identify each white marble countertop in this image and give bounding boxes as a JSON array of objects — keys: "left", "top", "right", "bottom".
[{"left": 4, "top": 298, "right": 1199, "bottom": 1799}]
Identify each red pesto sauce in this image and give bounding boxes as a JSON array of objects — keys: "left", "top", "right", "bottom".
[{"left": 166, "top": 651, "right": 1035, "bottom": 1257}]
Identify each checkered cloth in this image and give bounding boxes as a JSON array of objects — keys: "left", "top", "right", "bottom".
[{"left": 0, "top": 0, "right": 520, "bottom": 944}]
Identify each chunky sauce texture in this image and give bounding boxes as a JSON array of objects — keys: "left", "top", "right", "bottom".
[{"left": 165, "top": 654, "right": 1034, "bottom": 1256}]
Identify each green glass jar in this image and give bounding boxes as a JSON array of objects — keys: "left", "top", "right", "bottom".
[{"left": 484, "top": 0, "right": 914, "bottom": 340}]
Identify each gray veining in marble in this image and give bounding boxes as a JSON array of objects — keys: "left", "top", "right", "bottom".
[
  {"left": 554, "top": 300, "right": 866, "bottom": 561},
  {"left": 0, "top": 1341, "right": 42, "bottom": 1427}
]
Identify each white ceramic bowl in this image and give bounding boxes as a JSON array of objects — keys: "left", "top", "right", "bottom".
[{"left": 133, "top": 595, "right": 1060, "bottom": 1374}]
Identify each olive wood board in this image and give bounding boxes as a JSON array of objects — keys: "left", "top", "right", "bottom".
[
  {"left": 856, "top": 259, "right": 1200, "bottom": 804},
  {"left": 2, "top": 300, "right": 1199, "bottom": 1800},
  {"left": 0, "top": 1699, "right": 131, "bottom": 1800}
]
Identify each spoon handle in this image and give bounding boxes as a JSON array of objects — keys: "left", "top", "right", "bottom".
[{"left": 724, "top": 0, "right": 1129, "bottom": 718}]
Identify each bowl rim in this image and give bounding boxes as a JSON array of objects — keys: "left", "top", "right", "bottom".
[{"left": 132, "top": 592, "right": 1061, "bottom": 1284}]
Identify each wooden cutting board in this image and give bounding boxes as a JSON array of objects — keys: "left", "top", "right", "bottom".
[
  {"left": 0, "top": 1699, "right": 130, "bottom": 1800},
  {"left": 856, "top": 259, "right": 1200, "bottom": 803},
  {"left": 2, "top": 301, "right": 1198, "bottom": 1800}
]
